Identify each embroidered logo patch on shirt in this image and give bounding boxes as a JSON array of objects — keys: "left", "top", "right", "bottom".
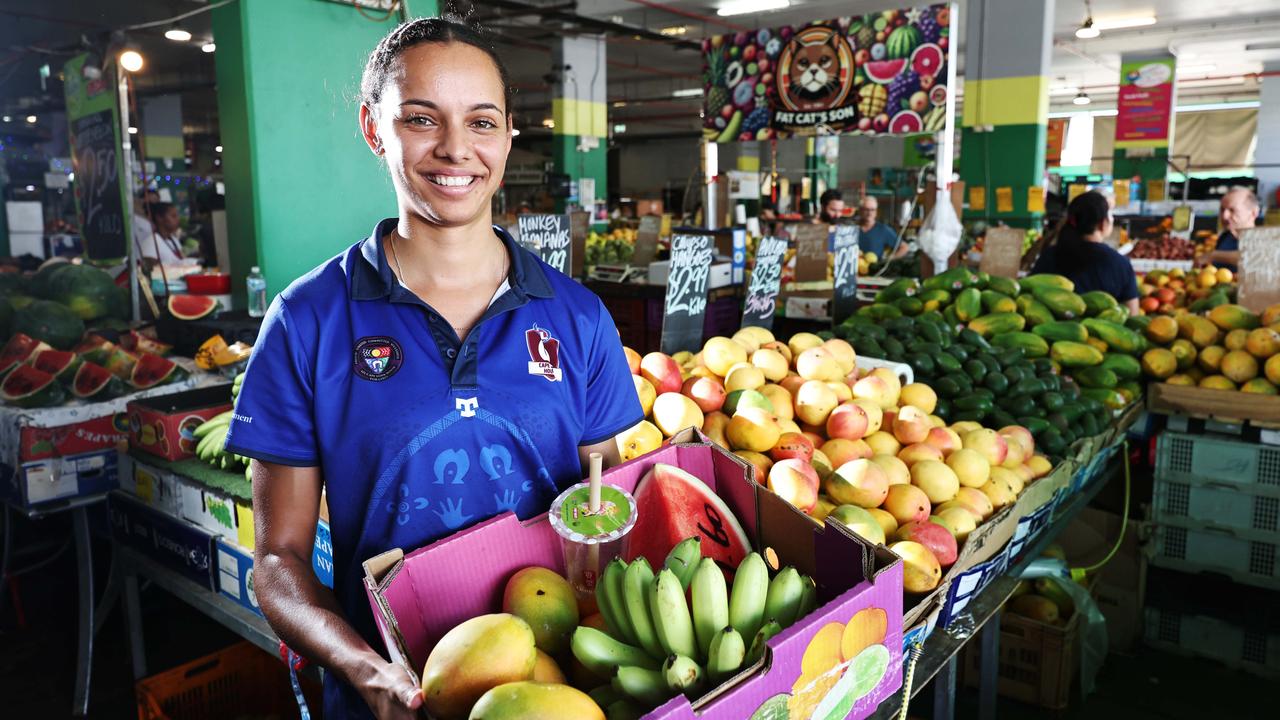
[
  {"left": 525, "top": 325, "right": 563, "bottom": 382},
  {"left": 353, "top": 336, "right": 403, "bottom": 381}
]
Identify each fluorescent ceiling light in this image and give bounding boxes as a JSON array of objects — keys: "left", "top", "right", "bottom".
[
  {"left": 1093, "top": 15, "right": 1157, "bottom": 30},
  {"left": 542, "top": 118, "right": 555, "bottom": 128},
  {"left": 164, "top": 26, "right": 192, "bottom": 42},
  {"left": 612, "top": 101, "right": 628, "bottom": 107},
  {"left": 1245, "top": 41, "right": 1280, "bottom": 51},
  {"left": 672, "top": 88, "right": 703, "bottom": 98},
  {"left": 1177, "top": 64, "right": 1216, "bottom": 74},
  {"left": 202, "top": 43, "right": 216, "bottom": 53},
  {"left": 1073, "top": 91, "right": 1091, "bottom": 106},
  {"left": 1048, "top": 99, "right": 1259, "bottom": 119},
  {"left": 659, "top": 25, "right": 687, "bottom": 36},
  {"left": 1075, "top": 18, "right": 1100, "bottom": 39},
  {"left": 718, "top": 0, "right": 790, "bottom": 17},
  {"left": 119, "top": 50, "right": 144, "bottom": 72}
]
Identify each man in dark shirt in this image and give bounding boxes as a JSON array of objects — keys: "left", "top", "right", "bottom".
[{"left": 1197, "top": 187, "right": 1259, "bottom": 272}]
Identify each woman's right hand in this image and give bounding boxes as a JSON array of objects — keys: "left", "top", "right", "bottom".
[{"left": 358, "top": 659, "right": 425, "bottom": 719}]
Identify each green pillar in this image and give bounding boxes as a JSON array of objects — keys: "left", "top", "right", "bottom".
[
  {"left": 805, "top": 137, "right": 838, "bottom": 213},
  {"left": 212, "top": 0, "right": 437, "bottom": 304},
  {"left": 958, "top": 0, "right": 1053, "bottom": 228},
  {"left": 1113, "top": 54, "right": 1176, "bottom": 201},
  {"left": 551, "top": 35, "right": 607, "bottom": 217}
]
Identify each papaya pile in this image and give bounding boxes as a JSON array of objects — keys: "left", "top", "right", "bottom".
[
  {"left": 1136, "top": 303, "right": 1280, "bottom": 394},
  {"left": 835, "top": 268, "right": 1141, "bottom": 456}
]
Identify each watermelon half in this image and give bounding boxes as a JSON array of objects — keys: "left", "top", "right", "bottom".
[
  {"left": 130, "top": 352, "right": 188, "bottom": 390},
  {"left": 0, "top": 333, "right": 52, "bottom": 376},
  {"left": 30, "top": 349, "right": 83, "bottom": 384},
  {"left": 72, "top": 361, "right": 126, "bottom": 400},
  {"left": 168, "top": 294, "right": 220, "bottom": 321},
  {"left": 120, "top": 329, "right": 172, "bottom": 357},
  {"left": 1, "top": 364, "right": 67, "bottom": 408},
  {"left": 624, "top": 463, "right": 751, "bottom": 572}
]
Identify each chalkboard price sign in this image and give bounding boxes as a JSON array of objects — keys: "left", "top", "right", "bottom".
[
  {"left": 832, "top": 225, "right": 860, "bottom": 324},
  {"left": 742, "top": 236, "right": 787, "bottom": 329},
  {"left": 517, "top": 213, "right": 571, "bottom": 274},
  {"left": 71, "top": 109, "right": 128, "bottom": 260},
  {"left": 979, "top": 226, "right": 1024, "bottom": 279},
  {"left": 660, "top": 234, "right": 715, "bottom": 354}
]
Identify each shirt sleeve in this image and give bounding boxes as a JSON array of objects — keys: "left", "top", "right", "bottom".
[
  {"left": 580, "top": 299, "right": 645, "bottom": 446},
  {"left": 224, "top": 297, "right": 320, "bottom": 466}
]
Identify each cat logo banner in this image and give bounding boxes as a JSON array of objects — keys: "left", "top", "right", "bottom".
[{"left": 701, "top": 3, "right": 951, "bottom": 142}]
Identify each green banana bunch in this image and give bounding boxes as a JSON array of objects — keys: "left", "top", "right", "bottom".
[
  {"left": 596, "top": 558, "right": 639, "bottom": 646},
  {"left": 663, "top": 537, "right": 702, "bottom": 591},
  {"left": 728, "top": 552, "right": 768, "bottom": 642},
  {"left": 613, "top": 665, "right": 671, "bottom": 706},
  {"left": 706, "top": 627, "right": 746, "bottom": 682},
  {"left": 193, "top": 411, "right": 232, "bottom": 439},
  {"left": 622, "top": 558, "right": 664, "bottom": 659},
  {"left": 605, "top": 699, "right": 645, "bottom": 720},
  {"left": 663, "top": 654, "right": 704, "bottom": 696},
  {"left": 570, "top": 626, "right": 657, "bottom": 676},
  {"left": 650, "top": 568, "right": 697, "bottom": 660},
  {"left": 763, "top": 567, "right": 805, "bottom": 628},
  {"left": 231, "top": 372, "right": 245, "bottom": 400},
  {"left": 746, "top": 620, "right": 782, "bottom": 665},
  {"left": 690, "top": 557, "right": 728, "bottom": 660}
]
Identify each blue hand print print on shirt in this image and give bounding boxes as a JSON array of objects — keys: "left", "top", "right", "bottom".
[
  {"left": 494, "top": 488, "right": 521, "bottom": 513},
  {"left": 435, "top": 497, "right": 473, "bottom": 529},
  {"left": 433, "top": 448, "right": 470, "bottom": 485}
]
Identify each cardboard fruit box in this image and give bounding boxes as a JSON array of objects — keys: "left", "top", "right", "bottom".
[
  {"left": 127, "top": 386, "right": 233, "bottom": 462},
  {"left": 363, "top": 428, "right": 904, "bottom": 720}
]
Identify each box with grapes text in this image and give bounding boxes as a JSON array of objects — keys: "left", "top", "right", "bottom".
[
  {"left": 127, "top": 386, "right": 233, "bottom": 462},
  {"left": 363, "top": 428, "right": 904, "bottom": 720}
]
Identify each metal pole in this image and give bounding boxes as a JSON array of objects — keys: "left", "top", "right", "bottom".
[
  {"left": 71, "top": 506, "right": 95, "bottom": 716},
  {"left": 117, "top": 67, "right": 140, "bottom": 323}
]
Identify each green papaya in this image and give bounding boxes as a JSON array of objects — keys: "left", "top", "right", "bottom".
[
  {"left": 1032, "top": 321, "right": 1089, "bottom": 344},
  {"left": 954, "top": 287, "right": 982, "bottom": 323}
]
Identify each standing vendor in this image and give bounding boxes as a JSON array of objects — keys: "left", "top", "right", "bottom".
[
  {"left": 225, "top": 15, "right": 643, "bottom": 719},
  {"left": 1196, "top": 187, "right": 1259, "bottom": 272},
  {"left": 816, "top": 189, "right": 845, "bottom": 224},
  {"left": 855, "top": 195, "right": 908, "bottom": 262},
  {"left": 1032, "top": 190, "right": 1140, "bottom": 315}
]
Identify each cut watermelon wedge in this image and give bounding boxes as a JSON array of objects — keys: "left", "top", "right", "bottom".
[
  {"left": 72, "top": 361, "right": 126, "bottom": 400},
  {"left": 1, "top": 364, "right": 66, "bottom": 408},
  {"left": 625, "top": 463, "right": 751, "bottom": 573},
  {"left": 130, "top": 352, "right": 188, "bottom": 390},
  {"left": 0, "top": 333, "right": 52, "bottom": 376},
  {"left": 30, "top": 349, "right": 83, "bottom": 384},
  {"left": 120, "top": 329, "right": 173, "bottom": 356},
  {"left": 168, "top": 294, "right": 220, "bottom": 321}
]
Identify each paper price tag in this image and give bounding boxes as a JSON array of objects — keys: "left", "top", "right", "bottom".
[
  {"left": 660, "top": 234, "right": 715, "bottom": 354},
  {"left": 742, "top": 236, "right": 787, "bottom": 329},
  {"left": 995, "top": 187, "right": 1013, "bottom": 213},
  {"left": 980, "top": 226, "right": 1024, "bottom": 279},
  {"left": 1027, "top": 186, "right": 1045, "bottom": 213},
  {"left": 969, "top": 186, "right": 986, "bottom": 211},
  {"left": 1238, "top": 227, "right": 1280, "bottom": 312},
  {"left": 632, "top": 215, "right": 661, "bottom": 266}
]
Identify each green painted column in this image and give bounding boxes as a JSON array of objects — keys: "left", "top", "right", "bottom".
[
  {"left": 212, "top": 0, "right": 437, "bottom": 304},
  {"left": 805, "top": 136, "right": 839, "bottom": 212},
  {"left": 551, "top": 35, "right": 607, "bottom": 217},
  {"left": 958, "top": 0, "right": 1053, "bottom": 228}
]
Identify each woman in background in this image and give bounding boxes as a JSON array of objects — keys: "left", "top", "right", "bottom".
[{"left": 1031, "top": 190, "right": 1139, "bottom": 316}]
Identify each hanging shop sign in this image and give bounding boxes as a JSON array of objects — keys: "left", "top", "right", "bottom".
[
  {"left": 1045, "top": 119, "right": 1067, "bottom": 166},
  {"left": 701, "top": 4, "right": 952, "bottom": 142},
  {"left": 1115, "top": 54, "right": 1176, "bottom": 149},
  {"left": 64, "top": 53, "right": 130, "bottom": 261}
]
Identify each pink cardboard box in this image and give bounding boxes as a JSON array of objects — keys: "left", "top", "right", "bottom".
[{"left": 363, "top": 428, "right": 904, "bottom": 719}]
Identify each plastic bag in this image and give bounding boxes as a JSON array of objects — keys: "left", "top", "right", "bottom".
[
  {"left": 915, "top": 192, "right": 964, "bottom": 275},
  {"left": 1019, "top": 558, "right": 1108, "bottom": 697}
]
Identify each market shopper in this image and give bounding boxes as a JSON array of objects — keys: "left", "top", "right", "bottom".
[
  {"left": 856, "top": 195, "right": 908, "bottom": 262},
  {"left": 224, "top": 15, "right": 643, "bottom": 720},
  {"left": 1031, "top": 190, "right": 1140, "bottom": 315},
  {"left": 1195, "top": 187, "right": 1259, "bottom": 272},
  {"left": 817, "top": 188, "right": 846, "bottom": 224}
]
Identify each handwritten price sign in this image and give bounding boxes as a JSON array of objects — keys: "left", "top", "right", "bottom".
[
  {"left": 517, "top": 213, "right": 571, "bottom": 274},
  {"left": 742, "top": 236, "right": 787, "bottom": 329},
  {"left": 832, "top": 225, "right": 860, "bottom": 324},
  {"left": 660, "top": 234, "right": 715, "bottom": 354},
  {"left": 71, "top": 110, "right": 127, "bottom": 260}
]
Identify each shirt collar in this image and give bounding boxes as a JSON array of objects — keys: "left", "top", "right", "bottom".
[{"left": 351, "top": 218, "right": 554, "bottom": 301}]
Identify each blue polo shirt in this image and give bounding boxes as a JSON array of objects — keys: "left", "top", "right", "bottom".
[{"left": 225, "top": 219, "right": 643, "bottom": 719}]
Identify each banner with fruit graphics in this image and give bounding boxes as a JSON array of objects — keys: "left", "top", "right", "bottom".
[{"left": 701, "top": 4, "right": 951, "bottom": 142}]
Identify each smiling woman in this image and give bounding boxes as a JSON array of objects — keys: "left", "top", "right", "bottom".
[{"left": 222, "top": 6, "right": 644, "bottom": 720}]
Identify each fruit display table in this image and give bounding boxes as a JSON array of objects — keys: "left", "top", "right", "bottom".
[{"left": 586, "top": 280, "right": 743, "bottom": 353}]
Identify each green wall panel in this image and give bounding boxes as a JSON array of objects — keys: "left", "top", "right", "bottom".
[
  {"left": 1113, "top": 147, "right": 1169, "bottom": 200},
  {"left": 552, "top": 135, "right": 606, "bottom": 213},
  {"left": 213, "top": 0, "right": 437, "bottom": 303},
  {"left": 960, "top": 123, "right": 1046, "bottom": 227}
]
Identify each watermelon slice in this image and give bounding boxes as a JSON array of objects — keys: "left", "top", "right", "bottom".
[
  {"left": 30, "top": 349, "right": 83, "bottom": 384},
  {"left": 130, "top": 352, "right": 189, "bottom": 390},
  {"left": 0, "top": 333, "right": 52, "bottom": 376},
  {"left": 120, "top": 329, "right": 173, "bottom": 357},
  {"left": 863, "top": 58, "right": 907, "bottom": 84},
  {"left": 625, "top": 463, "right": 751, "bottom": 572},
  {"left": 74, "top": 334, "right": 116, "bottom": 364},
  {"left": 1, "top": 364, "right": 67, "bottom": 408},
  {"left": 72, "top": 361, "right": 126, "bottom": 400},
  {"left": 168, "top": 294, "right": 220, "bottom": 321}
]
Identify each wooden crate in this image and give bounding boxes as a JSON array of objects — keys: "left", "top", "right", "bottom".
[{"left": 1147, "top": 383, "right": 1280, "bottom": 425}]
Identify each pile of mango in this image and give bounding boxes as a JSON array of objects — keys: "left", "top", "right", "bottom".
[
  {"left": 1138, "top": 266, "right": 1236, "bottom": 316},
  {"left": 838, "top": 268, "right": 1144, "bottom": 433},
  {"left": 1136, "top": 303, "right": 1280, "bottom": 393}
]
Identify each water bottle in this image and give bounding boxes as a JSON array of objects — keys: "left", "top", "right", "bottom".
[{"left": 246, "top": 266, "right": 267, "bottom": 318}]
